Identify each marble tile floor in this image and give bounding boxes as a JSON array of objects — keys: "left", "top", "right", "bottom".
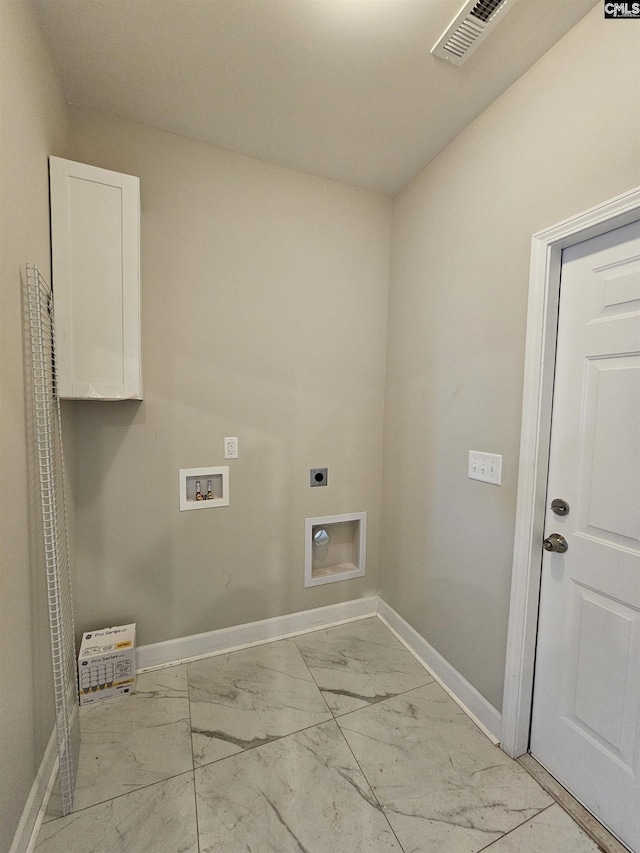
[{"left": 36, "top": 617, "right": 604, "bottom": 852}]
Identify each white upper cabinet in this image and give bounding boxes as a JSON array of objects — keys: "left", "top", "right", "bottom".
[{"left": 49, "top": 157, "right": 142, "bottom": 400}]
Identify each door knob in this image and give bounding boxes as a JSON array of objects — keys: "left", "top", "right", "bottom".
[{"left": 543, "top": 533, "right": 568, "bottom": 553}]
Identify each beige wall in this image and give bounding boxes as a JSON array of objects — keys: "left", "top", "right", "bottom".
[
  {"left": 4, "top": 3, "right": 639, "bottom": 843},
  {"left": 0, "top": 2, "right": 69, "bottom": 850},
  {"left": 381, "top": 6, "right": 640, "bottom": 712},
  {"left": 67, "top": 107, "right": 392, "bottom": 645}
]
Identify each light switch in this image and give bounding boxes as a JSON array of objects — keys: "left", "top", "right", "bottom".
[{"left": 468, "top": 451, "right": 502, "bottom": 485}]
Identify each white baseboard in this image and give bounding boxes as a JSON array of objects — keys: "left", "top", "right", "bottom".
[
  {"left": 137, "top": 596, "right": 379, "bottom": 671},
  {"left": 9, "top": 727, "right": 58, "bottom": 853},
  {"left": 137, "top": 594, "right": 501, "bottom": 745},
  {"left": 376, "top": 598, "right": 502, "bottom": 743},
  {"left": 10, "top": 596, "right": 502, "bottom": 851}
]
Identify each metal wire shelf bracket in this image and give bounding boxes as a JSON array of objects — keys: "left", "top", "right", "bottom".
[{"left": 25, "top": 264, "right": 79, "bottom": 815}]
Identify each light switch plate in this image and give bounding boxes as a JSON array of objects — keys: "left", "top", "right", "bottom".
[{"left": 468, "top": 451, "right": 502, "bottom": 485}]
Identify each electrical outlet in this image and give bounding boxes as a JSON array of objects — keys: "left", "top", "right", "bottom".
[
  {"left": 310, "top": 467, "right": 328, "bottom": 487},
  {"left": 468, "top": 451, "right": 502, "bottom": 485},
  {"left": 224, "top": 437, "right": 238, "bottom": 459}
]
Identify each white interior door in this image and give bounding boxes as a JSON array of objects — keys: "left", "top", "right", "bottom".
[{"left": 530, "top": 220, "right": 640, "bottom": 851}]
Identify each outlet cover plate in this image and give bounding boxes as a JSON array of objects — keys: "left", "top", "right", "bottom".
[
  {"left": 468, "top": 451, "right": 502, "bottom": 486},
  {"left": 310, "top": 468, "right": 328, "bottom": 487},
  {"left": 224, "top": 437, "right": 238, "bottom": 459}
]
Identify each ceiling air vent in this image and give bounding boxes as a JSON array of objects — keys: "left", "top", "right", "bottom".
[{"left": 431, "top": 0, "right": 520, "bottom": 67}]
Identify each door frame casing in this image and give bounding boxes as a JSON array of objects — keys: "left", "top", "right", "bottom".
[{"left": 500, "top": 186, "right": 640, "bottom": 759}]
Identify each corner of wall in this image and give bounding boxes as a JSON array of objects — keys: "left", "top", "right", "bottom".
[{"left": 0, "top": 2, "right": 71, "bottom": 850}]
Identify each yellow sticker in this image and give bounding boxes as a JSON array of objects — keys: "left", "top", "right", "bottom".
[{"left": 115, "top": 641, "right": 132, "bottom": 649}]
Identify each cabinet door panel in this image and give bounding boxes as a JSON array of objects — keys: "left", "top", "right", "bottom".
[{"left": 50, "top": 157, "right": 141, "bottom": 400}]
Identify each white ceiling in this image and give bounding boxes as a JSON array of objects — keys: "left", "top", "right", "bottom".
[{"left": 33, "top": 0, "right": 598, "bottom": 194}]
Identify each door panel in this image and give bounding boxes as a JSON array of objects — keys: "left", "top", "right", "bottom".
[
  {"left": 530, "top": 220, "right": 640, "bottom": 851},
  {"left": 581, "top": 358, "right": 639, "bottom": 542},
  {"left": 568, "top": 585, "right": 638, "bottom": 766}
]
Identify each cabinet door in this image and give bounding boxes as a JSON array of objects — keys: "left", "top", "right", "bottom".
[{"left": 50, "top": 157, "right": 142, "bottom": 400}]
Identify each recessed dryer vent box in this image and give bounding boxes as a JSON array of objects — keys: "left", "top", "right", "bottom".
[
  {"left": 304, "top": 512, "right": 367, "bottom": 587},
  {"left": 78, "top": 623, "right": 136, "bottom": 706},
  {"left": 179, "top": 466, "right": 229, "bottom": 510}
]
